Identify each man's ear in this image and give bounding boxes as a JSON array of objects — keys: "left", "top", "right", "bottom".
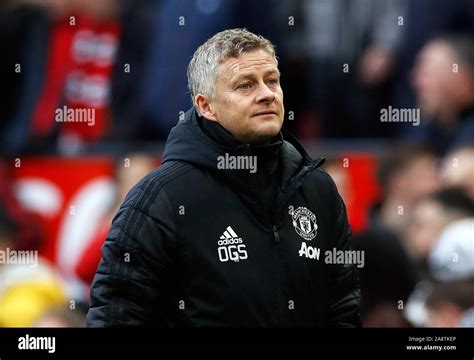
[{"left": 195, "top": 94, "right": 218, "bottom": 122}]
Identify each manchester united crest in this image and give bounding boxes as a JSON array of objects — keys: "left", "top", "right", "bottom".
[{"left": 291, "top": 206, "right": 318, "bottom": 241}]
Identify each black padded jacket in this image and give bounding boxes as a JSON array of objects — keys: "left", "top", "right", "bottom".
[{"left": 86, "top": 108, "right": 361, "bottom": 327}]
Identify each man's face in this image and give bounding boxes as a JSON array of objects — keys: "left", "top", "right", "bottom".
[
  {"left": 412, "top": 41, "right": 465, "bottom": 120},
  {"left": 440, "top": 148, "right": 474, "bottom": 200},
  {"left": 200, "top": 49, "right": 284, "bottom": 144},
  {"left": 395, "top": 155, "right": 440, "bottom": 203},
  {"left": 405, "top": 200, "right": 447, "bottom": 260}
]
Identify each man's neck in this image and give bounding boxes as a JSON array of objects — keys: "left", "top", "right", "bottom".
[
  {"left": 199, "top": 117, "right": 282, "bottom": 175},
  {"left": 199, "top": 118, "right": 242, "bottom": 147}
]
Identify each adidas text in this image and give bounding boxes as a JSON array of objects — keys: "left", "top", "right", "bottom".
[{"left": 218, "top": 226, "right": 248, "bottom": 262}]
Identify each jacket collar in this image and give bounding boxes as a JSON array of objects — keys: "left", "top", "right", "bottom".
[{"left": 162, "top": 107, "right": 324, "bottom": 198}]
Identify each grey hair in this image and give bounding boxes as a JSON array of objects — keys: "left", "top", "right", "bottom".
[{"left": 187, "top": 28, "right": 277, "bottom": 107}]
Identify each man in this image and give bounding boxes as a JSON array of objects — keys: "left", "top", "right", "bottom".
[
  {"left": 406, "top": 187, "right": 474, "bottom": 277},
  {"left": 86, "top": 29, "right": 361, "bottom": 327},
  {"left": 410, "top": 34, "right": 474, "bottom": 155},
  {"left": 425, "top": 280, "right": 474, "bottom": 327},
  {"left": 374, "top": 144, "right": 440, "bottom": 235},
  {"left": 440, "top": 145, "right": 474, "bottom": 200}
]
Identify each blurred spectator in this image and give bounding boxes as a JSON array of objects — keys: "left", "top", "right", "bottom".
[
  {"left": 75, "top": 153, "right": 155, "bottom": 285},
  {"left": 0, "top": 206, "right": 68, "bottom": 327},
  {"left": 1, "top": 0, "right": 133, "bottom": 155},
  {"left": 323, "top": 159, "right": 353, "bottom": 212},
  {"left": 408, "top": 35, "right": 474, "bottom": 155},
  {"left": 404, "top": 280, "right": 433, "bottom": 327},
  {"left": 1, "top": 0, "right": 283, "bottom": 155},
  {"left": 107, "top": 0, "right": 160, "bottom": 142},
  {"left": 425, "top": 280, "right": 474, "bottom": 327},
  {"left": 326, "top": 154, "right": 420, "bottom": 327},
  {"left": 440, "top": 145, "right": 474, "bottom": 200},
  {"left": 0, "top": 160, "right": 44, "bottom": 252},
  {"left": 352, "top": 230, "right": 419, "bottom": 327},
  {"left": 406, "top": 188, "right": 474, "bottom": 276},
  {"left": 300, "top": 0, "right": 405, "bottom": 138},
  {"left": 0, "top": 3, "right": 48, "bottom": 155},
  {"left": 0, "top": 263, "right": 67, "bottom": 327},
  {"left": 373, "top": 144, "right": 439, "bottom": 234},
  {"left": 348, "top": 144, "right": 443, "bottom": 326},
  {"left": 393, "top": 0, "right": 474, "bottom": 112},
  {"left": 0, "top": 2, "right": 33, "bottom": 133},
  {"left": 428, "top": 218, "right": 474, "bottom": 281}
]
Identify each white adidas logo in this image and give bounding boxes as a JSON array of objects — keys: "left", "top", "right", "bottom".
[
  {"left": 219, "top": 226, "right": 241, "bottom": 242},
  {"left": 217, "top": 226, "right": 248, "bottom": 262}
]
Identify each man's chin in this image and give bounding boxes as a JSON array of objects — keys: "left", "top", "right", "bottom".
[{"left": 247, "top": 128, "right": 281, "bottom": 144}]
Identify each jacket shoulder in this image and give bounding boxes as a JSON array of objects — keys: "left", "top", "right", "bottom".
[
  {"left": 124, "top": 161, "right": 194, "bottom": 203},
  {"left": 143, "top": 161, "right": 194, "bottom": 189},
  {"left": 312, "top": 167, "right": 339, "bottom": 195}
]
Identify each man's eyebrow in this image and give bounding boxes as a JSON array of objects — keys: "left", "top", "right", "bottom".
[
  {"left": 262, "top": 69, "right": 281, "bottom": 78},
  {"left": 231, "top": 69, "right": 281, "bottom": 83}
]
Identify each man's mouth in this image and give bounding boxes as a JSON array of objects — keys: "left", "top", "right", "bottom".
[{"left": 253, "top": 110, "right": 278, "bottom": 117}]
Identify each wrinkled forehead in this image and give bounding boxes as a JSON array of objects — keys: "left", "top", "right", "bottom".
[{"left": 217, "top": 49, "right": 279, "bottom": 80}]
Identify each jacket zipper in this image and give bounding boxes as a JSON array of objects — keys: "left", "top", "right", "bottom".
[
  {"left": 274, "top": 159, "right": 324, "bottom": 225},
  {"left": 272, "top": 224, "right": 283, "bottom": 326},
  {"left": 272, "top": 225, "right": 280, "bottom": 243},
  {"left": 270, "top": 158, "right": 324, "bottom": 327}
]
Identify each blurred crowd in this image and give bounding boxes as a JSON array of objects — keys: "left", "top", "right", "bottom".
[
  {"left": 326, "top": 144, "right": 474, "bottom": 327},
  {"left": 0, "top": 0, "right": 473, "bottom": 327}
]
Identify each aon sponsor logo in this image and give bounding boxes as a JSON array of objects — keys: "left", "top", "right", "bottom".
[{"left": 298, "top": 242, "right": 321, "bottom": 260}]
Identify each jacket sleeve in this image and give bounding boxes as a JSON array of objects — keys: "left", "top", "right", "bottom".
[
  {"left": 86, "top": 177, "right": 176, "bottom": 327},
  {"left": 327, "top": 181, "right": 362, "bottom": 328}
]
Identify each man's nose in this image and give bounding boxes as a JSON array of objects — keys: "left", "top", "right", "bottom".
[{"left": 255, "top": 83, "right": 275, "bottom": 103}]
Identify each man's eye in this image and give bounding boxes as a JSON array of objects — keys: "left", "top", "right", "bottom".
[
  {"left": 267, "top": 79, "right": 278, "bottom": 85},
  {"left": 238, "top": 83, "right": 252, "bottom": 90}
]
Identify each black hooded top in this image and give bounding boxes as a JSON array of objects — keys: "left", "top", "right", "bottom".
[{"left": 87, "top": 108, "right": 361, "bottom": 327}]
